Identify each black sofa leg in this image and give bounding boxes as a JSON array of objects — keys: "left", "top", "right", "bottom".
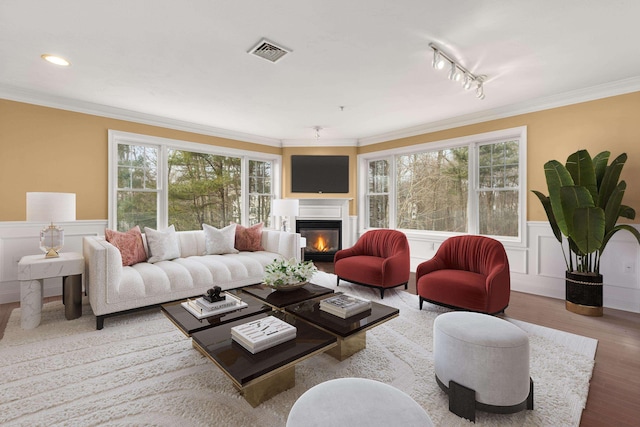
[
  {"left": 96, "top": 316, "right": 104, "bottom": 330},
  {"left": 379, "top": 288, "right": 385, "bottom": 299}
]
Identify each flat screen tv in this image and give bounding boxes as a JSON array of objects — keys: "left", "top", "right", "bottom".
[{"left": 291, "top": 155, "right": 349, "bottom": 193}]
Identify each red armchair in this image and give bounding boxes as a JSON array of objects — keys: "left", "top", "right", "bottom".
[
  {"left": 416, "top": 235, "right": 510, "bottom": 314},
  {"left": 334, "top": 229, "right": 410, "bottom": 299}
]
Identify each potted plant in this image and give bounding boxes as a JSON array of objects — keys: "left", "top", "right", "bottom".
[
  {"left": 263, "top": 258, "right": 318, "bottom": 291},
  {"left": 533, "top": 149, "right": 640, "bottom": 316}
]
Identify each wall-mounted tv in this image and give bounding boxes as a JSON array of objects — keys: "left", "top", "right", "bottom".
[{"left": 291, "top": 155, "right": 349, "bottom": 193}]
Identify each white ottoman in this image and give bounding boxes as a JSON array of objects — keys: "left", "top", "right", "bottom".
[
  {"left": 286, "top": 378, "right": 434, "bottom": 427},
  {"left": 433, "top": 312, "right": 533, "bottom": 422}
]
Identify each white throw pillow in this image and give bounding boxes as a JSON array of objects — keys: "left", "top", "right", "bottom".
[
  {"left": 202, "top": 223, "right": 239, "bottom": 255},
  {"left": 144, "top": 225, "right": 181, "bottom": 263}
]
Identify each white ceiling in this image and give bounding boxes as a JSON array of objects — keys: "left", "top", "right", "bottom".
[{"left": 2, "top": 0, "right": 640, "bottom": 146}]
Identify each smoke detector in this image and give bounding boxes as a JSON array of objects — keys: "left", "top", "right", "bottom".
[{"left": 248, "top": 38, "right": 291, "bottom": 63}]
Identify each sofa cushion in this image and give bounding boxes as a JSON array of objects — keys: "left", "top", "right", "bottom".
[
  {"left": 104, "top": 226, "right": 147, "bottom": 266},
  {"left": 203, "top": 223, "right": 239, "bottom": 255},
  {"left": 234, "top": 223, "right": 265, "bottom": 251},
  {"left": 144, "top": 225, "right": 181, "bottom": 263}
]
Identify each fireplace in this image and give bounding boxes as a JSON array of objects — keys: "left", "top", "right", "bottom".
[{"left": 296, "top": 220, "right": 342, "bottom": 262}]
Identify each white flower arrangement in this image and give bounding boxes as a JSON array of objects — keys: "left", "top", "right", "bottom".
[{"left": 263, "top": 258, "right": 318, "bottom": 288}]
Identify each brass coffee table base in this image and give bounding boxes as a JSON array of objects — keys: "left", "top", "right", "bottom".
[{"left": 326, "top": 331, "right": 366, "bottom": 361}]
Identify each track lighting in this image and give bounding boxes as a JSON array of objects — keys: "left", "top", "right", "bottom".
[{"left": 429, "top": 43, "right": 486, "bottom": 99}]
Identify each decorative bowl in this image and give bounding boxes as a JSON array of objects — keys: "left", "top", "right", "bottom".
[{"left": 265, "top": 281, "right": 308, "bottom": 292}]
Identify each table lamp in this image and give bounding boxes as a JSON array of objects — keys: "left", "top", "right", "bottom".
[
  {"left": 26, "top": 192, "right": 76, "bottom": 258},
  {"left": 272, "top": 199, "right": 299, "bottom": 232}
]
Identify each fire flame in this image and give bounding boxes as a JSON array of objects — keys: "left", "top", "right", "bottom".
[{"left": 314, "top": 235, "right": 329, "bottom": 252}]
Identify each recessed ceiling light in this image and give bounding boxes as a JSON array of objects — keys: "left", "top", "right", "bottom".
[{"left": 41, "top": 54, "right": 70, "bottom": 66}]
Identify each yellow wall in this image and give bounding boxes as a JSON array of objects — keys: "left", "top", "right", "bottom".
[
  {"left": 360, "top": 91, "right": 640, "bottom": 222},
  {"left": 0, "top": 99, "right": 279, "bottom": 221},
  {"left": 281, "top": 146, "right": 359, "bottom": 216},
  {"left": 2, "top": 91, "right": 640, "bottom": 223}
]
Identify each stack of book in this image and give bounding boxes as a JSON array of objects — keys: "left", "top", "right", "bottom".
[
  {"left": 231, "top": 316, "right": 297, "bottom": 354},
  {"left": 181, "top": 292, "right": 248, "bottom": 319},
  {"left": 319, "top": 294, "right": 372, "bottom": 318}
]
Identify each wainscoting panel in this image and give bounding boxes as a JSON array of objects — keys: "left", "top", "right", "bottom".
[{"left": 0, "top": 220, "right": 107, "bottom": 304}]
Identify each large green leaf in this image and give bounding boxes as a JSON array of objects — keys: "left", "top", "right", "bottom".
[
  {"left": 592, "top": 151, "right": 610, "bottom": 189},
  {"left": 566, "top": 150, "right": 597, "bottom": 202},
  {"left": 604, "top": 181, "right": 626, "bottom": 233},
  {"left": 531, "top": 190, "right": 562, "bottom": 242},
  {"left": 600, "top": 224, "right": 640, "bottom": 257},
  {"left": 560, "top": 186, "right": 595, "bottom": 239},
  {"left": 544, "top": 160, "right": 574, "bottom": 236},
  {"left": 619, "top": 204, "right": 636, "bottom": 220},
  {"left": 598, "top": 153, "right": 627, "bottom": 209},
  {"left": 571, "top": 206, "right": 605, "bottom": 255}
]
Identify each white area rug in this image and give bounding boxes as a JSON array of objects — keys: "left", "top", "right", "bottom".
[{"left": 0, "top": 272, "right": 597, "bottom": 426}]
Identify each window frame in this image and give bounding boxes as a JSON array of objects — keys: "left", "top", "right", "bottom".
[
  {"left": 358, "top": 126, "right": 527, "bottom": 247},
  {"left": 108, "top": 130, "right": 281, "bottom": 231}
]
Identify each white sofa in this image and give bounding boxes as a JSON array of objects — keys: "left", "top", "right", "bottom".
[{"left": 83, "top": 229, "right": 300, "bottom": 329}]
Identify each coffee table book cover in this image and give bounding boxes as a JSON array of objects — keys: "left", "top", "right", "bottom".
[
  {"left": 181, "top": 293, "right": 248, "bottom": 319},
  {"left": 231, "top": 316, "right": 297, "bottom": 354},
  {"left": 319, "top": 294, "right": 372, "bottom": 318}
]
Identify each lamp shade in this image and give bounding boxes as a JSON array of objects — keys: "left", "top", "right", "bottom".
[
  {"left": 26, "top": 192, "right": 76, "bottom": 223},
  {"left": 272, "top": 199, "right": 299, "bottom": 217}
]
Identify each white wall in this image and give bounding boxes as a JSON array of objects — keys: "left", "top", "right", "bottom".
[{"left": 1, "top": 220, "right": 638, "bottom": 313}]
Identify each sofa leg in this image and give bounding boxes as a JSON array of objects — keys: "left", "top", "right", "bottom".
[
  {"left": 419, "top": 297, "right": 424, "bottom": 310},
  {"left": 336, "top": 276, "right": 340, "bottom": 287},
  {"left": 379, "top": 288, "right": 385, "bottom": 299},
  {"left": 96, "top": 316, "right": 104, "bottom": 330}
]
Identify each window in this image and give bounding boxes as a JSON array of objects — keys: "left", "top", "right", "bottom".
[
  {"left": 248, "top": 160, "right": 273, "bottom": 227},
  {"left": 367, "top": 159, "right": 390, "bottom": 228},
  {"left": 167, "top": 150, "right": 242, "bottom": 230},
  {"left": 109, "top": 131, "right": 278, "bottom": 231},
  {"left": 115, "top": 143, "right": 159, "bottom": 231},
  {"left": 362, "top": 127, "right": 526, "bottom": 242}
]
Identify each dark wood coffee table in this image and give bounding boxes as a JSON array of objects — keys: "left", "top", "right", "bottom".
[
  {"left": 284, "top": 294, "right": 400, "bottom": 360},
  {"left": 241, "top": 282, "right": 334, "bottom": 309},
  {"left": 191, "top": 311, "right": 336, "bottom": 407},
  {"left": 161, "top": 290, "right": 271, "bottom": 336}
]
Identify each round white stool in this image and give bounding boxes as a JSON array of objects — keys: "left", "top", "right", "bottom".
[
  {"left": 286, "top": 378, "right": 433, "bottom": 427},
  {"left": 433, "top": 311, "right": 533, "bottom": 422}
]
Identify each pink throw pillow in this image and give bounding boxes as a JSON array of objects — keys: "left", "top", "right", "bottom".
[
  {"left": 234, "top": 223, "right": 265, "bottom": 251},
  {"left": 105, "top": 226, "right": 147, "bottom": 266}
]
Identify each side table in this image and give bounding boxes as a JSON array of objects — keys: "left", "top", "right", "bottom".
[{"left": 18, "top": 252, "right": 84, "bottom": 329}]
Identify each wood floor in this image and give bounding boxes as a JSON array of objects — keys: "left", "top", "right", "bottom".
[{"left": 1, "top": 263, "right": 638, "bottom": 426}]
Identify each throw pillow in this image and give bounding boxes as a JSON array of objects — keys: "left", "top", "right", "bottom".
[
  {"left": 234, "top": 223, "right": 264, "bottom": 251},
  {"left": 202, "top": 223, "right": 239, "bottom": 255},
  {"left": 105, "top": 226, "right": 147, "bottom": 267},
  {"left": 144, "top": 224, "right": 181, "bottom": 263}
]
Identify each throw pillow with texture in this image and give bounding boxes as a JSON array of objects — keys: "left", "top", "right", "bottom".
[
  {"left": 105, "top": 226, "right": 147, "bottom": 267},
  {"left": 202, "top": 223, "right": 239, "bottom": 255},
  {"left": 144, "top": 224, "right": 181, "bottom": 263},
  {"left": 234, "top": 223, "right": 265, "bottom": 251}
]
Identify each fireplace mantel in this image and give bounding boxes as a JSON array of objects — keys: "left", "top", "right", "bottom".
[{"left": 297, "top": 198, "right": 352, "bottom": 249}]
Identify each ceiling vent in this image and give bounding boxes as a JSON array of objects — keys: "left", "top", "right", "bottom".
[{"left": 248, "top": 38, "right": 291, "bottom": 63}]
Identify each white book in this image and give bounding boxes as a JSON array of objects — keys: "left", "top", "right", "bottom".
[
  {"left": 231, "top": 316, "right": 297, "bottom": 352},
  {"left": 181, "top": 295, "right": 248, "bottom": 320},
  {"left": 196, "top": 292, "right": 239, "bottom": 310},
  {"left": 320, "top": 294, "right": 371, "bottom": 317}
]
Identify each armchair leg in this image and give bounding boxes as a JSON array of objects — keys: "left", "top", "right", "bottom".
[
  {"left": 379, "top": 288, "right": 385, "bottom": 299},
  {"left": 336, "top": 276, "right": 340, "bottom": 287},
  {"left": 419, "top": 297, "right": 424, "bottom": 310}
]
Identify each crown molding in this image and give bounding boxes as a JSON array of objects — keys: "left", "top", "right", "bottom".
[
  {"left": 281, "top": 138, "right": 358, "bottom": 148},
  {"left": 357, "top": 76, "right": 640, "bottom": 146},
  {"left": 0, "top": 84, "right": 282, "bottom": 147},
  {"left": 3, "top": 77, "right": 640, "bottom": 150}
]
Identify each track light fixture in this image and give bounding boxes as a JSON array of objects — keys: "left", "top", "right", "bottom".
[{"left": 430, "top": 43, "right": 486, "bottom": 100}]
